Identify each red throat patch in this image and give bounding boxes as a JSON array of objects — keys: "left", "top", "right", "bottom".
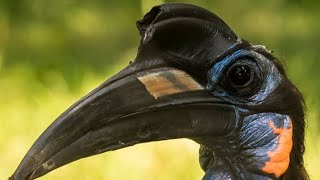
[{"left": 262, "top": 119, "right": 293, "bottom": 177}]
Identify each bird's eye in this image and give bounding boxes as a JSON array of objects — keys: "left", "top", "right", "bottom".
[
  {"left": 228, "top": 64, "right": 253, "bottom": 87},
  {"left": 220, "top": 58, "right": 262, "bottom": 97}
]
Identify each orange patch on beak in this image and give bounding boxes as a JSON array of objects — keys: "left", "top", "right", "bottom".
[
  {"left": 138, "top": 69, "right": 203, "bottom": 99},
  {"left": 262, "top": 119, "right": 293, "bottom": 177}
]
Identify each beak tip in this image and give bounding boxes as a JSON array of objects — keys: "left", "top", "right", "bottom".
[{"left": 10, "top": 171, "right": 20, "bottom": 180}]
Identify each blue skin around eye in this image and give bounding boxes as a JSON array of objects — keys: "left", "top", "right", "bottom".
[
  {"left": 203, "top": 47, "right": 291, "bottom": 179},
  {"left": 207, "top": 49, "right": 282, "bottom": 105}
]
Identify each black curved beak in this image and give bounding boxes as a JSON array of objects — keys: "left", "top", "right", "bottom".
[
  {"left": 11, "top": 3, "right": 239, "bottom": 180},
  {"left": 11, "top": 64, "right": 236, "bottom": 180}
]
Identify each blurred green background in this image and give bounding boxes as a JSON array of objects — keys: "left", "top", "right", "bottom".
[{"left": 1, "top": 0, "right": 319, "bottom": 179}]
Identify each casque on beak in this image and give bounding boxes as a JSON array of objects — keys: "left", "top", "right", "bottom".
[{"left": 11, "top": 3, "right": 239, "bottom": 180}]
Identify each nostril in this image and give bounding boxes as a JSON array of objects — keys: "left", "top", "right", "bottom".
[{"left": 136, "top": 5, "right": 162, "bottom": 36}]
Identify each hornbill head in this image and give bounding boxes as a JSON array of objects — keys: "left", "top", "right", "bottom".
[{"left": 11, "top": 3, "right": 308, "bottom": 180}]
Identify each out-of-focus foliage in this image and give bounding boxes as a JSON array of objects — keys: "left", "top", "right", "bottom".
[{"left": 1, "top": 0, "right": 319, "bottom": 179}]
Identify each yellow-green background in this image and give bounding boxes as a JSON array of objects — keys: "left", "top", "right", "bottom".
[{"left": 1, "top": 0, "right": 319, "bottom": 179}]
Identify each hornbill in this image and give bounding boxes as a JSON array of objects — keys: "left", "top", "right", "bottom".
[{"left": 11, "top": 3, "right": 308, "bottom": 180}]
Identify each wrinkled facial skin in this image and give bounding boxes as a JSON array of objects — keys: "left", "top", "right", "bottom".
[
  {"left": 11, "top": 3, "right": 307, "bottom": 180},
  {"left": 196, "top": 49, "right": 295, "bottom": 179}
]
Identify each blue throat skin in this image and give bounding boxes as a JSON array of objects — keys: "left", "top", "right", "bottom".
[
  {"left": 201, "top": 113, "right": 292, "bottom": 180},
  {"left": 10, "top": 3, "right": 308, "bottom": 180}
]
